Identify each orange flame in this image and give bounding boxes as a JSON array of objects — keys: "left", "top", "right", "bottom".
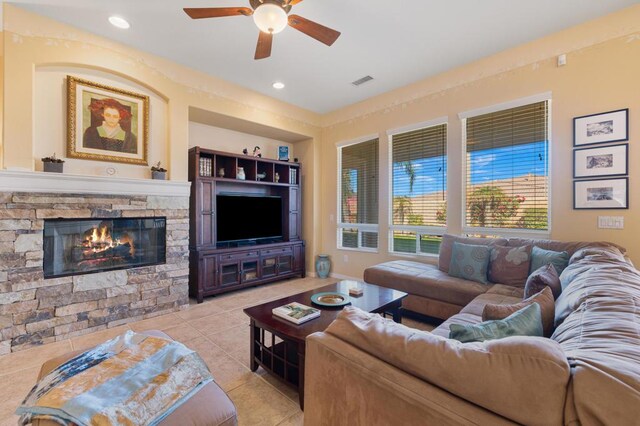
[{"left": 85, "top": 225, "right": 135, "bottom": 256}]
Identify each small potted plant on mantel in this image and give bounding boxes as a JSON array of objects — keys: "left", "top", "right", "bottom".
[
  {"left": 41, "top": 153, "right": 65, "bottom": 173},
  {"left": 151, "top": 161, "right": 167, "bottom": 180}
]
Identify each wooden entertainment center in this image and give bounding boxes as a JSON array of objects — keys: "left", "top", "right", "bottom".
[{"left": 188, "top": 147, "right": 305, "bottom": 303}]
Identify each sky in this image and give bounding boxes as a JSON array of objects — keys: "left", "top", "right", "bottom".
[{"left": 392, "top": 141, "right": 548, "bottom": 197}]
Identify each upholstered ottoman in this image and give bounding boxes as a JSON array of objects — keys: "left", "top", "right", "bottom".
[{"left": 31, "top": 330, "right": 237, "bottom": 426}]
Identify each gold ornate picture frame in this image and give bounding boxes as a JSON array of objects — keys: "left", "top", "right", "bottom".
[{"left": 67, "top": 76, "right": 149, "bottom": 165}]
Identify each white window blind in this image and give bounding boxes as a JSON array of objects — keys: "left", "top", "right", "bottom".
[
  {"left": 464, "top": 100, "right": 549, "bottom": 235},
  {"left": 390, "top": 123, "right": 447, "bottom": 255},
  {"left": 338, "top": 138, "right": 379, "bottom": 250}
]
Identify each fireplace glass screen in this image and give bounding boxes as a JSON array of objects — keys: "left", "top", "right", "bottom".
[{"left": 43, "top": 217, "right": 166, "bottom": 278}]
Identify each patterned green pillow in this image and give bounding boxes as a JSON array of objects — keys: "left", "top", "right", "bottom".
[
  {"left": 449, "top": 303, "right": 543, "bottom": 343},
  {"left": 530, "top": 246, "right": 570, "bottom": 275},
  {"left": 448, "top": 242, "right": 491, "bottom": 284}
]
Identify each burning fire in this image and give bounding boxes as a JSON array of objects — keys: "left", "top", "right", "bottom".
[
  {"left": 90, "top": 226, "right": 109, "bottom": 245},
  {"left": 83, "top": 225, "right": 135, "bottom": 256}
]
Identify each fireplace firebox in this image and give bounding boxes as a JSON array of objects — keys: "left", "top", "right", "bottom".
[{"left": 43, "top": 217, "right": 166, "bottom": 278}]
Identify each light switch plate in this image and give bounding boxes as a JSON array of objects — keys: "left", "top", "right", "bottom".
[{"left": 598, "top": 216, "right": 624, "bottom": 229}]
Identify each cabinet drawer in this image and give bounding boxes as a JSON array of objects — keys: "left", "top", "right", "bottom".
[
  {"left": 261, "top": 247, "right": 293, "bottom": 256},
  {"left": 219, "top": 251, "right": 259, "bottom": 261}
]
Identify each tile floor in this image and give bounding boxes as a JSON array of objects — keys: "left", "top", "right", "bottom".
[{"left": 0, "top": 277, "right": 434, "bottom": 426}]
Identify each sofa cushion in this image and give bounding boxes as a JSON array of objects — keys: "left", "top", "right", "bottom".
[
  {"left": 431, "top": 312, "right": 480, "bottom": 338},
  {"left": 552, "top": 246, "right": 640, "bottom": 425},
  {"left": 485, "top": 284, "right": 524, "bottom": 298},
  {"left": 326, "top": 306, "right": 570, "bottom": 426},
  {"left": 488, "top": 245, "right": 532, "bottom": 287},
  {"left": 483, "top": 286, "right": 555, "bottom": 337},
  {"left": 530, "top": 246, "right": 570, "bottom": 275},
  {"left": 448, "top": 242, "right": 491, "bottom": 284},
  {"left": 439, "top": 234, "right": 508, "bottom": 273},
  {"left": 450, "top": 303, "right": 543, "bottom": 343},
  {"left": 363, "top": 260, "right": 491, "bottom": 306},
  {"left": 507, "top": 237, "right": 626, "bottom": 256},
  {"left": 525, "top": 263, "right": 561, "bottom": 299},
  {"left": 460, "top": 292, "right": 523, "bottom": 317}
]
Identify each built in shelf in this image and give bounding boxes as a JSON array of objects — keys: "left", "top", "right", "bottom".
[
  {"left": 187, "top": 146, "right": 305, "bottom": 303},
  {"left": 193, "top": 147, "right": 300, "bottom": 187}
]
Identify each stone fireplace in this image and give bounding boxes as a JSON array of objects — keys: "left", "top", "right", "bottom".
[
  {"left": 0, "top": 171, "right": 191, "bottom": 355},
  {"left": 43, "top": 217, "right": 167, "bottom": 278}
]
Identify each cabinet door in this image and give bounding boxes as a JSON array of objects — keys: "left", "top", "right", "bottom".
[
  {"left": 241, "top": 258, "right": 260, "bottom": 283},
  {"left": 219, "top": 260, "right": 241, "bottom": 288},
  {"left": 201, "top": 254, "right": 218, "bottom": 292},
  {"left": 198, "top": 180, "right": 215, "bottom": 246},
  {"left": 293, "top": 244, "right": 304, "bottom": 272},
  {"left": 261, "top": 256, "right": 278, "bottom": 278},
  {"left": 277, "top": 255, "right": 294, "bottom": 275},
  {"left": 288, "top": 187, "right": 300, "bottom": 241}
]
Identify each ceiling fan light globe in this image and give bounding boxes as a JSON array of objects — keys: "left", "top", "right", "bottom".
[{"left": 253, "top": 4, "right": 288, "bottom": 34}]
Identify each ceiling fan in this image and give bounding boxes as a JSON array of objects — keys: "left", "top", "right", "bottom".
[{"left": 184, "top": 0, "right": 341, "bottom": 60}]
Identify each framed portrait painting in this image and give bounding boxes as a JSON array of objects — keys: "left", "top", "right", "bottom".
[
  {"left": 573, "top": 108, "right": 628, "bottom": 147},
  {"left": 574, "top": 177, "right": 628, "bottom": 210},
  {"left": 67, "top": 76, "right": 149, "bottom": 165},
  {"left": 573, "top": 144, "right": 628, "bottom": 179}
]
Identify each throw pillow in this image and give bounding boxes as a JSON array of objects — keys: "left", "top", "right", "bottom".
[
  {"left": 524, "top": 264, "right": 562, "bottom": 300},
  {"left": 449, "top": 303, "right": 543, "bottom": 343},
  {"left": 488, "top": 245, "right": 532, "bottom": 287},
  {"left": 530, "top": 246, "right": 570, "bottom": 275},
  {"left": 448, "top": 242, "right": 491, "bottom": 285},
  {"left": 482, "top": 287, "right": 555, "bottom": 337},
  {"left": 438, "top": 234, "right": 508, "bottom": 273}
]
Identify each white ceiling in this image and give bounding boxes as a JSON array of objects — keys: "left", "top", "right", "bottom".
[{"left": 6, "top": 0, "right": 639, "bottom": 113}]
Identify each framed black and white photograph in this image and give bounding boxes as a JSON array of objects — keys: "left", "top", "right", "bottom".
[
  {"left": 574, "top": 177, "right": 628, "bottom": 210},
  {"left": 573, "top": 108, "right": 628, "bottom": 147},
  {"left": 574, "top": 144, "right": 628, "bottom": 178}
]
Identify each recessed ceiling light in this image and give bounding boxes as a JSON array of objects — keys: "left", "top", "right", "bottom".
[
  {"left": 109, "top": 16, "right": 130, "bottom": 29},
  {"left": 272, "top": 81, "right": 285, "bottom": 90}
]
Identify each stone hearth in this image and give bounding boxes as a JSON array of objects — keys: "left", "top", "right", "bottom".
[{"left": 0, "top": 189, "right": 190, "bottom": 354}]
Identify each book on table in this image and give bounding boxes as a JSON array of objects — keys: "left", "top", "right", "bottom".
[{"left": 272, "top": 302, "right": 320, "bottom": 324}]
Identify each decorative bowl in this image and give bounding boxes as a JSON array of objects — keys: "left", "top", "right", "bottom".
[{"left": 311, "top": 292, "right": 351, "bottom": 307}]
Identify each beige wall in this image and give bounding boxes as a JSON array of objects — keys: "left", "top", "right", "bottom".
[
  {"left": 34, "top": 66, "right": 169, "bottom": 178},
  {"left": 1, "top": 5, "right": 321, "bottom": 178},
  {"left": 0, "top": 4, "right": 322, "bottom": 271},
  {"left": 2, "top": 4, "right": 640, "bottom": 279},
  {"left": 320, "top": 6, "right": 640, "bottom": 277},
  {"left": 188, "top": 121, "right": 293, "bottom": 160},
  {"left": 0, "top": 31, "right": 3, "bottom": 166}
]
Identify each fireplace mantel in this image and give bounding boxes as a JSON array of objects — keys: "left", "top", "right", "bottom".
[{"left": 0, "top": 170, "right": 190, "bottom": 197}]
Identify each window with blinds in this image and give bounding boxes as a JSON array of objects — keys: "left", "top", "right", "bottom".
[
  {"left": 338, "top": 138, "right": 379, "bottom": 250},
  {"left": 390, "top": 123, "right": 447, "bottom": 255},
  {"left": 464, "top": 100, "right": 549, "bottom": 234}
]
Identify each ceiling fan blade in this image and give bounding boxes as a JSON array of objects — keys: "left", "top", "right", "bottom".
[
  {"left": 183, "top": 7, "right": 253, "bottom": 19},
  {"left": 255, "top": 31, "right": 273, "bottom": 60},
  {"left": 287, "top": 14, "right": 341, "bottom": 46},
  {"left": 287, "top": 0, "right": 304, "bottom": 5}
]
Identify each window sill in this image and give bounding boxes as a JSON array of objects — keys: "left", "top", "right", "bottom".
[
  {"left": 336, "top": 247, "right": 379, "bottom": 254},
  {"left": 462, "top": 227, "right": 550, "bottom": 240}
]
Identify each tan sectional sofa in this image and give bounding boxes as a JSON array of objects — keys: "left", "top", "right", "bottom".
[
  {"left": 304, "top": 238, "right": 640, "bottom": 425},
  {"left": 363, "top": 234, "right": 621, "bottom": 319}
]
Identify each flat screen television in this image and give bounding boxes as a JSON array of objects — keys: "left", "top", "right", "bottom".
[{"left": 216, "top": 194, "right": 283, "bottom": 244}]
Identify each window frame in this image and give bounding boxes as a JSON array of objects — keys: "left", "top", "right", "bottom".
[
  {"left": 459, "top": 93, "right": 553, "bottom": 238},
  {"left": 336, "top": 134, "right": 380, "bottom": 252},
  {"left": 387, "top": 117, "right": 448, "bottom": 257}
]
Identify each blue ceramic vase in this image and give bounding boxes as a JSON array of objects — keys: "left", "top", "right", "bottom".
[{"left": 315, "top": 254, "right": 331, "bottom": 279}]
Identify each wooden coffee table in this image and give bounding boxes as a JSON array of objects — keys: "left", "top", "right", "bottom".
[{"left": 243, "top": 281, "right": 407, "bottom": 409}]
